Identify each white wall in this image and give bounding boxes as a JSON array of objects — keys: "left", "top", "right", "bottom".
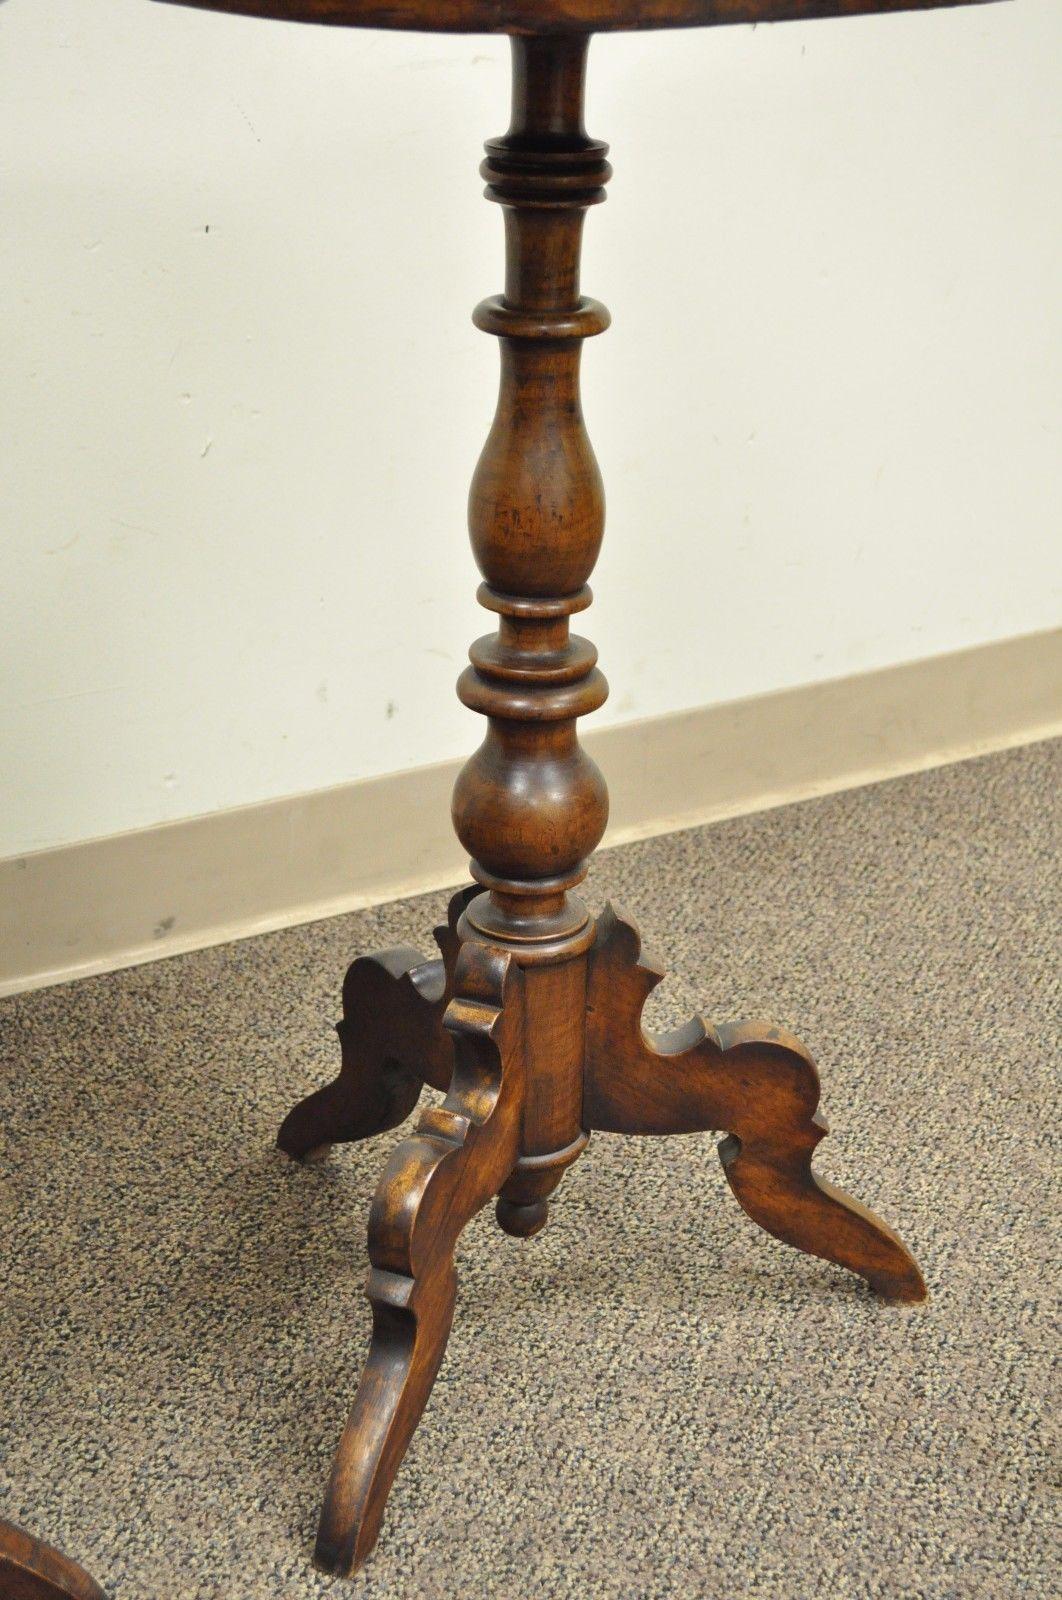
[{"left": 3, "top": 0, "right": 1059, "bottom": 858}]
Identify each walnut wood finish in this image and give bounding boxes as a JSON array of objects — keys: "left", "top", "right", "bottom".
[
  {"left": 0, "top": 1521, "right": 108, "bottom": 1600},
  {"left": 159, "top": 0, "right": 999, "bottom": 39},
  {"left": 314, "top": 940, "right": 527, "bottom": 1573},
  {"left": 149, "top": 3, "right": 985, "bottom": 1573},
  {"left": 256, "top": 35, "right": 932, "bottom": 1574},
  {"left": 585, "top": 905, "right": 926, "bottom": 1301},
  {"left": 277, "top": 886, "right": 474, "bottom": 1157}
]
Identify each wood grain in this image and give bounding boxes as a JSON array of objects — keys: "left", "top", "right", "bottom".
[
  {"left": 313, "top": 941, "right": 526, "bottom": 1574},
  {"left": 585, "top": 905, "right": 926, "bottom": 1302},
  {"left": 277, "top": 887, "right": 475, "bottom": 1157},
  {"left": 238, "top": 23, "right": 937, "bottom": 1578},
  {"left": 0, "top": 1521, "right": 107, "bottom": 1600},
  {"left": 452, "top": 35, "right": 611, "bottom": 959},
  {"left": 156, "top": 0, "right": 1003, "bottom": 40}
]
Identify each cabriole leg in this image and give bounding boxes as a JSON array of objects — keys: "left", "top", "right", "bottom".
[
  {"left": 277, "top": 888, "right": 473, "bottom": 1159},
  {"left": 584, "top": 906, "right": 926, "bottom": 1303},
  {"left": 313, "top": 943, "right": 526, "bottom": 1575}
]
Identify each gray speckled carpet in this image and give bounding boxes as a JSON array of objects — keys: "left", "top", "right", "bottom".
[{"left": 2, "top": 740, "right": 1059, "bottom": 1600}]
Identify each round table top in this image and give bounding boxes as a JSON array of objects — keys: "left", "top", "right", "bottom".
[{"left": 158, "top": 0, "right": 999, "bottom": 36}]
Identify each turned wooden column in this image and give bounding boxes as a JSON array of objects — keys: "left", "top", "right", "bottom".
[
  {"left": 453, "top": 34, "right": 610, "bottom": 938},
  {"left": 450, "top": 35, "right": 611, "bottom": 1233}
]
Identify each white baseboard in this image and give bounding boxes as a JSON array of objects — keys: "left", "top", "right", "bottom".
[{"left": 2, "top": 627, "right": 1059, "bottom": 998}]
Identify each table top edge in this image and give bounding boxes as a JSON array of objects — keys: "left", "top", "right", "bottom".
[{"left": 152, "top": 0, "right": 1010, "bottom": 39}]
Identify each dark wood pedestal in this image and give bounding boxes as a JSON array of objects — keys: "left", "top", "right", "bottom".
[{"left": 158, "top": 0, "right": 1001, "bottom": 1574}]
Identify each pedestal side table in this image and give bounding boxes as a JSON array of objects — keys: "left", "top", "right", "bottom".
[{"left": 160, "top": 0, "right": 1000, "bottom": 1574}]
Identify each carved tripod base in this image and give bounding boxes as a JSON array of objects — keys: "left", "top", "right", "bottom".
[{"left": 278, "top": 888, "right": 926, "bottom": 1576}]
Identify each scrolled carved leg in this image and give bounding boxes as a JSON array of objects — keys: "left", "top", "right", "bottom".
[
  {"left": 585, "top": 906, "right": 926, "bottom": 1304},
  {"left": 313, "top": 941, "right": 526, "bottom": 1576},
  {"left": 277, "top": 888, "right": 475, "bottom": 1160}
]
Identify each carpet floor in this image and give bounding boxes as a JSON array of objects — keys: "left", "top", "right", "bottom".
[{"left": 2, "top": 740, "right": 1059, "bottom": 1600}]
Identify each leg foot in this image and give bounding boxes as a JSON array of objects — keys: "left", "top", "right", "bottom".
[
  {"left": 277, "top": 888, "right": 474, "bottom": 1160},
  {"left": 585, "top": 905, "right": 926, "bottom": 1303},
  {"left": 313, "top": 941, "right": 526, "bottom": 1574},
  {"left": 495, "top": 1190, "right": 549, "bottom": 1238},
  {"left": 495, "top": 1131, "right": 590, "bottom": 1238}
]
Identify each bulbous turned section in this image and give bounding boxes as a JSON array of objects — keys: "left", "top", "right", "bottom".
[
  {"left": 468, "top": 341, "right": 605, "bottom": 598},
  {"left": 452, "top": 722, "right": 609, "bottom": 886},
  {"left": 452, "top": 34, "right": 613, "bottom": 942},
  {"left": 452, "top": 585, "right": 610, "bottom": 892}
]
